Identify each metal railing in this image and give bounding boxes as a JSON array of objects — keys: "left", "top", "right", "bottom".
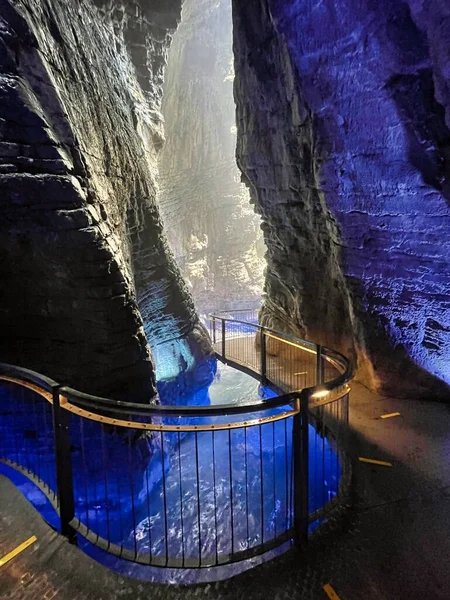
[
  {"left": 0, "top": 311, "right": 352, "bottom": 573},
  {"left": 208, "top": 310, "right": 349, "bottom": 391}
]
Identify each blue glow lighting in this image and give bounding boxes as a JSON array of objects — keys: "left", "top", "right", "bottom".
[
  {"left": 0, "top": 372, "right": 340, "bottom": 582},
  {"left": 152, "top": 338, "right": 196, "bottom": 382}
]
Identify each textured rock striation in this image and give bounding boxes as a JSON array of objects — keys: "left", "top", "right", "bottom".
[
  {"left": 0, "top": 0, "right": 213, "bottom": 401},
  {"left": 158, "top": 0, "right": 265, "bottom": 315},
  {"left": 232, "top": 0, "right": 450, "bottom": 398}
]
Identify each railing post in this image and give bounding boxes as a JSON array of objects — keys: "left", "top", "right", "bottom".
[
  {"left": 293, "top": 391, "right": 309, "bottom": 547},
  {"left": 212, "top": 316, "right": 216, "bottom": 344},
  {"left": 260, "top": 328, "right": 267, "bottom": 382},
  {"left": 221, "top": 319, "right": 226, "bottom": 359},
  {"left": 316, "top": 344, "right": 324, "bottom": 385},
  {"left": 52, "top": 387, "right": 77, "bottom": 544}
]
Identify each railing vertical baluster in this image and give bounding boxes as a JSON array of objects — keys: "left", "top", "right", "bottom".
[
  {"left": 259, "top": 423, "right": 264, "bottom": 547},
  {"left": 321, "top": 406, "right": 326, "bottom": 506},
  {"left": 222, "top": 318, "right": 226, "bottom": 359},
  {"left": 212, "top": 316, "right": 216, "bottom": 344},
  {"left": 228, "top": 428, "right": 234, "bottom": 557},
  {"left": 13, "top": 385, "right": 20, "bottom": 465},
  {"left": 160, "top": 432, "right": 169, "bottom": 567},
  {"left": 195, "top": 431, "right": 202, "bottom": 566},
  {"left": 284, "top": 418, "right": 289, "bottom": 532},
  {"left": 212, "top": 430, "right": 219, "bottom": 565},
  {"left": 260, "top": 328, "right": 267, "bottom": 382},
  {"left": 293, "top": 392, "right": 309, "bottom": 547},
  {"left": 20, "top": 387, "right": 32, "bottom": 473},
  {"left": 20, "top": 387, "right": 30, "bottom": 473},
  {"left": 116, "top": 444, "right": 124, "bottom": 556},
  {"left": 244, "top": 426, "right": 250, "bottom": 550},
  {"left": 32, "top": 391, "right": 41, "bottom": 482},
  {"left": 128, "top": 436, "right": 137, "bottom": 559},
  {"left": 145, "top": 442, "right": 152, "bottom": 563},
  {"left": 272, "top": 421, "right": 276, "bottom": 538},
  {"left": 42, "top": 401, "right": 51, "bottom": 495},
  {"left": 177, "top": 432, "right": 184, "bottom": 566},
  {"left": 80, "top": 418, "right": 90, "bottom": 530},
  {"left": 52, "top": 387, "right": 76, "bottom": 544},
  {"left": 316, "top": 344, "right": 324, "bottom": 385},
  {"left": 100, "top": 427, "right": 111, "bottom": 550}
]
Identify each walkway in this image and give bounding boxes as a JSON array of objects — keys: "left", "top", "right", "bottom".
[{"left": 2, "top": 380, "right": 450, "bottom": 599}]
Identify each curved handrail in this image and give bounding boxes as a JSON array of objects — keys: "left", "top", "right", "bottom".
[
  {"left": 0, "top": 362, "right": 297, "bottom": 420},
  {"left": 0, "top": 371, "right": 299, "bottom": 433},
  {"left": 208, "top": 313, "right": 353, "bottom": 400},
  {"left": 60, "top": 386, "right": 298, "bottom": 418}
]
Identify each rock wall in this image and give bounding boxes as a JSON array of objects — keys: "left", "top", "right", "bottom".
[
  {"left": 158, "top": 0, "right": 265, "bottom": 315},
  {"left": 0, "top": 0, "right": 213, "bottom": 401},
  {"left": 232, "top": 0, "right": 450, "bottom": 398}
]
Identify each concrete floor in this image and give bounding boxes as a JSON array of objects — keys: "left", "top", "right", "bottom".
[{"left": 2, "top": 381, "right": 450, "bottom": 599}]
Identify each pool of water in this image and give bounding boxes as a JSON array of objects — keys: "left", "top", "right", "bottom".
[{"left": 157, "top": 360, "right": 277, "bottom": 407}]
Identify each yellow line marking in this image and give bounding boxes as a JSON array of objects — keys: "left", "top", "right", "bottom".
[
  {"left": 0, "top": 536, "right": 37, "bottom": 567},
  {"left": 323, "top": 583, "right": 341, "bottom": 600},
  {"left": 359, "top": 457, "right": 393, "bottom": 467},
  {"left": 381, "top": 412, "right": 401, "bottom": 419}
]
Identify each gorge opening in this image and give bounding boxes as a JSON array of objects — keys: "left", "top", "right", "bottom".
[{"left": 158, "top": 0, "right": 266, "bottom": 321}]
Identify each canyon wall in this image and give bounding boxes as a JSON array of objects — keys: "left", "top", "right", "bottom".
[
  {"left": 232, "top": 0, "right": 450, "bottom": 398},
  {"left": 158, "top": 0, "right": 265, "bottom": 315},
  {"left": 0, "top": 0, "right": 213, "bottom": 401}
]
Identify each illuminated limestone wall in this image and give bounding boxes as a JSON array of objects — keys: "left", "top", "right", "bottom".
[
  {"left": 0, "top": 0, "right": 214, "bottom": 400},
  {"left": 232, "top": 0, "right": 450, "bottom": 398}
]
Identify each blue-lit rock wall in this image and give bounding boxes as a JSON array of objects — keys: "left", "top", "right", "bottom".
[
  {"left": 233, "top": 0, "right": 450, "bottom": 398},
  {"left": 0, "top": 0, "right": 213, "bottom": 400}
]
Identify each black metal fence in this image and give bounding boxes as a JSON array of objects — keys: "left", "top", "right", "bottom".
[
  {"left": 207, "top": 311, "right": 345, "bottom": 391},
  {"left": 0, "top": 312, "right": 351, "bottom": 573}
]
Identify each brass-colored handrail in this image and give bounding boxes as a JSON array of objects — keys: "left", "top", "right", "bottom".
[
  {"left": 0, "top": 376, "right": 299, "bottom": 432},
  {"left": 59, "top": 394, "right": 299, "bottom": 432}
]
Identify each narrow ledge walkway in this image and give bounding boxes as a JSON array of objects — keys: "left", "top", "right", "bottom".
[{"left": 2, "top": 382, "right": 450, "bottom": 600}]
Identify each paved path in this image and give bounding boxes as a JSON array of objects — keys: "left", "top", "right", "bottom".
[{"left": 2, "top": 379, "right": 450, "bottom": 599}]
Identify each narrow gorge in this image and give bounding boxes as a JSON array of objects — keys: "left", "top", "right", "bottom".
[{"left": 3, "top": 0, "right": 450, "bottom": 595}]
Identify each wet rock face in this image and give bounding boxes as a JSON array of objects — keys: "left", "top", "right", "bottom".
[
  {"left": 158, "top": 0, "right": 265, "bottom": 315},
  {"left": 0, "top": 0, "right": 213, "bottom": 400},
  {"left": 232, "top": 0, "right": 450, "bottom": 398}
]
